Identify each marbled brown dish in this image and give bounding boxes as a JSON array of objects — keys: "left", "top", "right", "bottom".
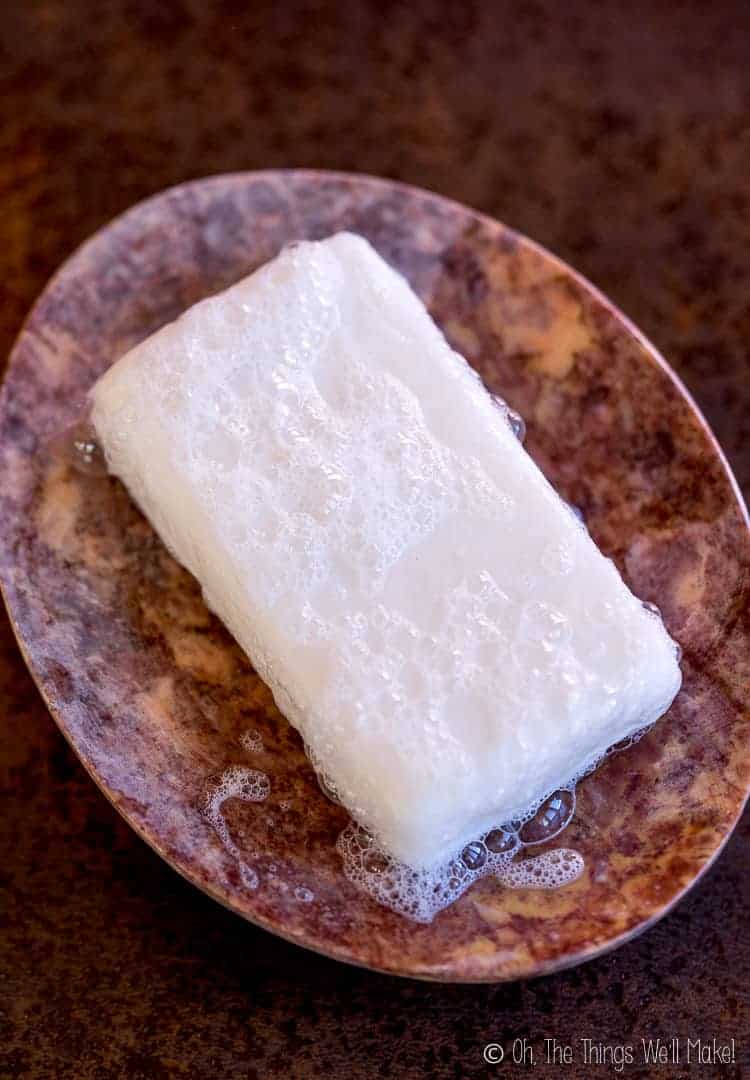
[{"left": 0, "top": 172, "right": 748, "bottom": 983}]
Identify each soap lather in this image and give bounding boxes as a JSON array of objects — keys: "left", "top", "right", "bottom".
[{"left": 90, "top": 233, "right": 682, "bottom": 877}]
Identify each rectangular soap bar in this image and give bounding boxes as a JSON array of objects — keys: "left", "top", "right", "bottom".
[{"left": 90, "top": 233, "right": 682, "bottom": 870}]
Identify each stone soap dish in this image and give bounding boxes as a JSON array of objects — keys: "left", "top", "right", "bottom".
[{"left": 0, "top": 171, "right": 748, "bottom": 982}]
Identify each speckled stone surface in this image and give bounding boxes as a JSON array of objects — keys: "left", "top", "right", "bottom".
[{"left": 1, "top": 1, "right": 749, "bottom": 1076}]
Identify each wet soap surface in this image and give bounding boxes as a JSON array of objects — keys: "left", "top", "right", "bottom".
[
  {"left": 90, "top": 232, "right": 680, "bottom": 877},
  {"left": 0, "top": 172, "right": 749, "bottom": 981}
]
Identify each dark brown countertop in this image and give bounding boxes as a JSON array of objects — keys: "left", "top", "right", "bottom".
[{"left": 1, "top": 2, "right": 748, "bottom": 1077}]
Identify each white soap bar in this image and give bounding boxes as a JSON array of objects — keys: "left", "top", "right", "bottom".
[{"left": 90, "top": 233, "right": 681, "bottom": 871}]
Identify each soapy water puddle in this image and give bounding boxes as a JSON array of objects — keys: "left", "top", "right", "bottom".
[
  {"left": 197, "top": 728, "right": 662, "bottom": 924},
  {"left": 334, "top": 724, "right": 661, "bottom": 922},
  {"left": 201, "top": 763, "right": 270, "bottom": 892},
  {"left": 335, "top": 785, "right": 584, "bottom": 923},
  {"left": 201, "top": 731, "right": 319, "bottom": 905},
  {"left": 200, "top": 739, "right": 590, "bottom": 922}
]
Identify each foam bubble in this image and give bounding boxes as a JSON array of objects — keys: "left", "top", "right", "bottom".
[
  {"left": 202, "top": 765, "right": 270, "bottom": 890},
  {"left": 490, "top": 395, "right": 526, "bottom": 441},
  {"left": 240, "top": 863, "right": 260, "bottom": 890},
  {"left": 506, "top": 408, "right": 526, "bottom": 442},
  {"left": 48, "top": 415, "right": 109, "bottom": 477},
  {"left": 240, "top": 729, "right": 264, "bottom": 753},
  {"left": 495, "top": 848, "right": 584, "bottom": 889},
  {"left": 305, "top": 741, "right": 342, "bottom": 805},
  {"left": 566, "top": 502, "right": 586, "bottom": 526},
  {"left": 461, "top": 840, "right": 488, "bottom": 870},
  {"left": 519, "top": 789, "right": 575, "bottom": 845}
]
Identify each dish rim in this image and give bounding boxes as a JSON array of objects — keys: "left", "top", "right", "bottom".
[{"left": 1, "top": 169, "right": 748, "bottom": 982}]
